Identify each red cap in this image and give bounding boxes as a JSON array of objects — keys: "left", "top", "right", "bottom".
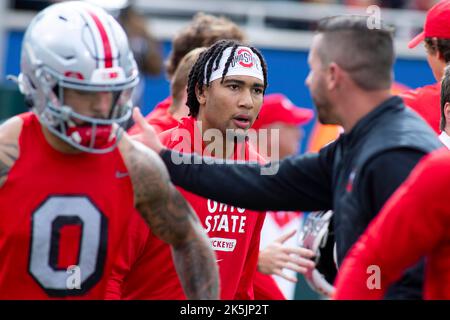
[
  {"left": 409, "top": 0, "right": 450, "bottom": 49},
  {"left": 252, "top": 93, "right": 314, "bottom": 130}
]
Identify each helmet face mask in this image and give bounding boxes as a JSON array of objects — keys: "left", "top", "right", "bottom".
[{"left": 18, "top": 1, "right": 139, "bottom": 153}]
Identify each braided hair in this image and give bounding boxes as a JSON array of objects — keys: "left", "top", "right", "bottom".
[{"left": 186, "top": 39, "right": 268, "bottom": 117}]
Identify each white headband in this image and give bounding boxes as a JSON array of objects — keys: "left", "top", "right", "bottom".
[{"left": 204, "top": 46, "right": 264, "bottom": 84}]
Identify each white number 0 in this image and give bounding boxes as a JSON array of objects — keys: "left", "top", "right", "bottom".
[{"left": 29, "top": 196, "right": 107, "bottom": 296}]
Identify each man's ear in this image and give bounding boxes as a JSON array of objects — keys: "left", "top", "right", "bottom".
[
  {"left": 195, "top": 84, "right": 207, "bottom": 106},
  {"left": 444, "top": 102, "right": 450, "bottom": 127}
]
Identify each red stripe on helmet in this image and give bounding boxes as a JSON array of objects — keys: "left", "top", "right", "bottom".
[{"left": 89, "top": 11, "right": 113, "bottom": 68}]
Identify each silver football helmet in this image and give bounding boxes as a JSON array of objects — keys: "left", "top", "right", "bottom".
[
  {"left": 298, "top": 210, "right": 337, "bottom": 298},
  {"left": 18, "top": 1, "right": 139, "bottom": 153}
]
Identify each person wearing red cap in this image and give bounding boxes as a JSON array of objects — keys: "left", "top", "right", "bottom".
[
  {"left": 400, "top": 0, "right": 450, "bottom": 134},
  {"left": 250, "top": 93, "right": 315, "bottom": 300}
]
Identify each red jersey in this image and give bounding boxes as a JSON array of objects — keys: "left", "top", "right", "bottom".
[
  {"left": 400, "top": 83, "right": 441, "bottom": 134},
  {"left": 334, "top": 148, "right": 450, "bottom": 300},
  {"left": 128, "top": 97, "right": 178, "bottom": 135},
  {"left": 0, "top": 113, "right": 136, "bottom": 299},
  {"left": 108, "top": 117, "right": 266, "bottom": 300}
]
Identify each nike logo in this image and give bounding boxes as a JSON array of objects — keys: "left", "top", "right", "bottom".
[
  {"left": 216, "top": 259, "right": 223, "bottom": 263},
  {"left": 115, "top": 171, "right": 129, "bottom": 179}
]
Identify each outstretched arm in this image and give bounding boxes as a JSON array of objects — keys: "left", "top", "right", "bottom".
[{"left": 120, "top": 136, "right": 219, "bottom": 300}]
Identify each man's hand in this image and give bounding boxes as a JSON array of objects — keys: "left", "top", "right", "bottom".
[
  {"left": 258, "top": 229, "right": 316, "bottom": 283},
  {"left": 131, "top": 107, "right": 164, "bottom": 154}
]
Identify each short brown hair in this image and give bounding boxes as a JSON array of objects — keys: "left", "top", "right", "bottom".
[
  {"left": 165, "top": 12, "right": 246, "bottom": 79},
  {"left": 171, "top": 47, "right": 206, "bottom": 105},
  {"left": 316, "top": 15, "right": 395, "bottom": 91}
]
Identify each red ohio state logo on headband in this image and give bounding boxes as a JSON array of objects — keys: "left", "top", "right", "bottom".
[{"left": 237, "top": 48, "right": 253, "bottom": 68}]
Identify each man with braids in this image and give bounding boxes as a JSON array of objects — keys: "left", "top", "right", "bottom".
[
  {"left": 133, "top": 16, "right": 443, "bottom": 299},
  {"left": 108, "top": 40, "right": 315, "bottom": 300},
  {"left": 128, "top": 13, "right": 246, "bottom": 135}
]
